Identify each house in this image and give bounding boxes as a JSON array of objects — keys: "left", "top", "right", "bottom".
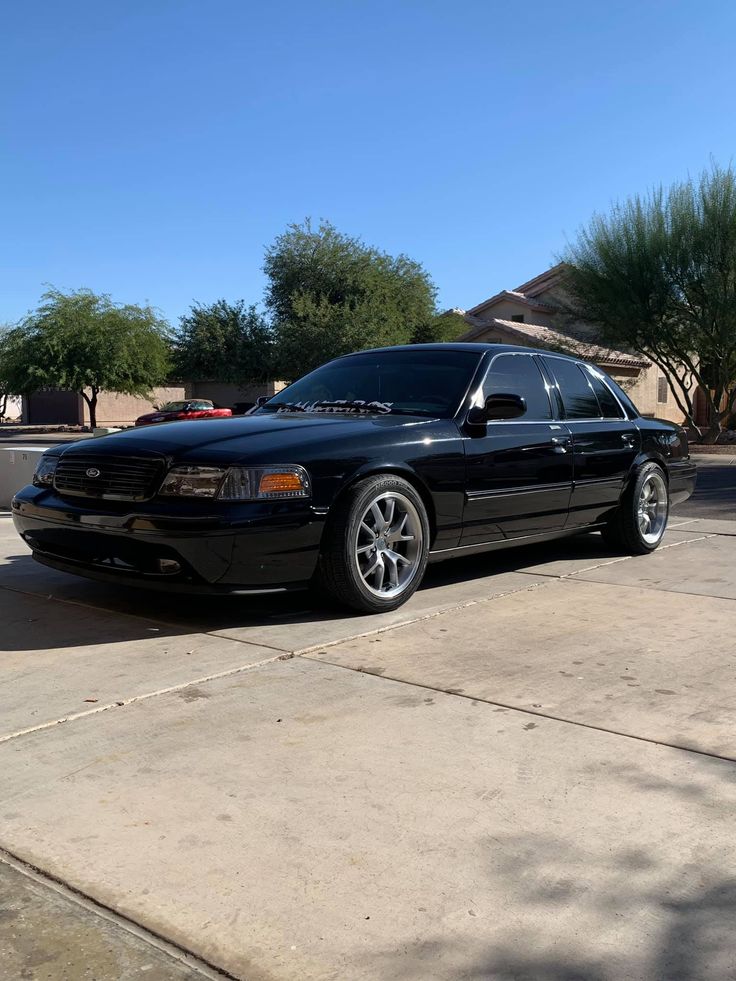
[{"left": 457, "top": 263, "right": 697, "bottom": 424}]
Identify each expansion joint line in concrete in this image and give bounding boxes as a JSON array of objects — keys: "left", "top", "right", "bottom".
[
  {"left": 302, "top": 654, "right": 736, "bottom": 767},
  {"left": 0, "top": 650, "right": 294, "bottom": 746},
  {"left": 0, "top": 846, "right": 236, "bottom": 980}
]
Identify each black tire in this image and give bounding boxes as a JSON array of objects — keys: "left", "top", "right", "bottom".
[
  {"left": 602, "top": 461, "right": 669, "bottom": 555},
  {"left": 316, "top": 474, "right": 431, "bottom": 614}
]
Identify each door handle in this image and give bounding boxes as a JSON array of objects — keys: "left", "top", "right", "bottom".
[
  {"left": 551, "top": 436, "right": 571, "bottom": 453},
  {"left": 621, "top": 433, "right": 636, "bottom": 447}
]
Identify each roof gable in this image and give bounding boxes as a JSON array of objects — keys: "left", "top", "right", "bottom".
[
  {"left": 466, "top": 289, "right": 557, "bottom": 318},
  {"left": 514, "top": 262, "right": 569, "bottom": 296}
]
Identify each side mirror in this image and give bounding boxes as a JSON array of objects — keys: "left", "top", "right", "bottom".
[
  {"left": 255, "top": 395, "right": 270, "bottom": 408},
  {"left": 467, "top": 393, "right": 527, "bottom": 424}
]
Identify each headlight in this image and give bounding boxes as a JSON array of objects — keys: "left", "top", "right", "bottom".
[
  {"left": 158, "top": 465, "right": 311, "bottom": 500},
  {"left": 33, "top": 455, "right": 58, "bottom": 487},
  {"left": 158, "top": 466, "right": 227, "bottom": 498}
]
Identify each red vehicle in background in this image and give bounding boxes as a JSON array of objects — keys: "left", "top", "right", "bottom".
[{"left": 135, "top": 400, "right": 232, "bottom": 426}]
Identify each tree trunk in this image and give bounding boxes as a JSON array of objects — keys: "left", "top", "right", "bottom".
[
  {"left": 701, "top": 423, "right": 722, "bottom": 445},
  {"left": 81, "top": 388, "right": 98, "bottom": 429}
]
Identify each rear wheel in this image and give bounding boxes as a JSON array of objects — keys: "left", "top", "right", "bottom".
[
  {"left": 316, "top": 475, "right": 430, "bottom": 613},
  {"left": 602, "top": 462, "right": 669, "bottom": 554}
]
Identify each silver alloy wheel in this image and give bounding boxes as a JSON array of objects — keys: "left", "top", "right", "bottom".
[
  {"left": 354, "top": 491, "right": 423, "bottom": 599},
  {"left": 637, "top": 471, "right": 668, "bottom": 544}
]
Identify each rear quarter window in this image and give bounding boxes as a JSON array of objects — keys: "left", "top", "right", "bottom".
[{"left": 583, "top": 367, "right": 625, "bottom": 418}]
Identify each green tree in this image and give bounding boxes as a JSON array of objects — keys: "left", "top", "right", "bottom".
[
  {"left": 0, "top": 288, "right": 171, "bottom": 429},
  {"left": 410, "top": 310, "right": 469, "bottom": 344},
  {"left": 264, "top": 220, "right": 438, "bottom": 378},
  {"left": 565, "top": 164, "right": 736, "bottom": 442},
  {"left": 174, "top": 300, "right": 274, "bottom": 383}
]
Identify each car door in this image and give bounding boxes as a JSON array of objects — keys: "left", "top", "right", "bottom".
[
  {"left": 540, "top": 356, "right": 640, "bottom": 527},
  {"left": 461, "top": 352, "right": 574, "bottom": 545}
]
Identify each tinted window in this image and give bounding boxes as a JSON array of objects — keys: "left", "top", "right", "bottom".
[
  {"left": 603, "top": 375, "right": 639, "bottom": 418},
  {"left": 544, "top": 358, "right": 601, "bottom": 418},
  {"left": 260, "top": 350, "right": 481, "bottom": 418},
  {"left": 482, "top": 354, "right": 551, "bottom": 420},
  {"left": 584, "top": 367, "right": 624, "bottom": 418}
]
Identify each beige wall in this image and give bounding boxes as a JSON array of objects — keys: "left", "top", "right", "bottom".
[{"left": 85, "top": 387, "right": 186, "bottom": 427}]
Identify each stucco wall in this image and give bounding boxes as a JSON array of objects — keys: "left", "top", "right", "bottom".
[{"left": 87, "top": 387, "right": 186, "bottom": 427}]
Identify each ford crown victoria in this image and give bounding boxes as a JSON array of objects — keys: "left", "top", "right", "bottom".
[{"left": 12, "top": 344, "right": 696, "bottom": 613}]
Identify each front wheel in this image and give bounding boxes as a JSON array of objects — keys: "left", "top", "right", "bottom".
[
  {"left": 602, "top": 462, "right": 669, "bottom": 554},
  {"left": 316, "top": 475, "right": 430, "bottom": 613}
]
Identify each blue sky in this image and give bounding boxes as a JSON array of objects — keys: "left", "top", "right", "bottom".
[{"left": 2, "top": 0, "right": 735, "bottom": 327}]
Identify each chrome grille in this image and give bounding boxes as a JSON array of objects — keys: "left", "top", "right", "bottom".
[{"left": 54, "top": 455, "right": 165, "bottom": 501}]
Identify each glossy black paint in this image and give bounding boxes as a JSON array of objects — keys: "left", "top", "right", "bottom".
[{"left": 11, "top": 343, "right": 696, "bottom": 594}]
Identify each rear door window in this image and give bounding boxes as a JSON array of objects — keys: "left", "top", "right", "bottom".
[
  {"left": 583, "top": 367, "right": 625, "bottom": 418},
  {"left": 543, "top": 357, "right": 601, "bottom": 419},
  {"left": 482, "top": 354, "right": 552, "bottom": 420}
]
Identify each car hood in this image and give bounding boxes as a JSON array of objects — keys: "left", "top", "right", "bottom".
[{"left": 56, "top": 412, "right": 440, "bottom": 465}]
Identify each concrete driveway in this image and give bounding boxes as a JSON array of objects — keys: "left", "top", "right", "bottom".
[{"left": 1, "top": 468, "right": 735, "bottom": 980}]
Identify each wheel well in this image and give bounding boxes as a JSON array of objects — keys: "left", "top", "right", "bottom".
[
  {"left": 331, "top": 468, "right": 438, "bottom": 544},
  {"left": 626, "top": 457, "right": 669, "bottom": 496}
]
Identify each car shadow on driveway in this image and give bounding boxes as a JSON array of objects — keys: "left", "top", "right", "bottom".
[{"left": 0, "top": 531, "right": 629, "bottom": 649}]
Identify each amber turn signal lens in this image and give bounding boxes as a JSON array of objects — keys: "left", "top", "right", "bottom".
[{"left": 258, "top": 472, "right": 305, "bottom": 495}]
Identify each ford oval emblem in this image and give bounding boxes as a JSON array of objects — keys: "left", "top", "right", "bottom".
[{"left": 85, "top": 467, "right": 101, "bottom": 478}]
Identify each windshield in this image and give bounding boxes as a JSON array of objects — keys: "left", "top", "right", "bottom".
[
  {"left": 159, "top": 401, "right": 212, "bottom": 412},
  {"left": 258, "top": 350, "right": 482, "bottom": 418}
]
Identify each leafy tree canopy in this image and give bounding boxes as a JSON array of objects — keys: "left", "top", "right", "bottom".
[
  {"left": 411, "top": 310, "right": 469, "bottom": 344},
  {"left": 173, "top": 300, "right": 274, "bottom": 383},
  {"left": 264, "top": 220, "right": 438, "bottom": 378},
  {"left": 565, "top": 163, "right": 736, "bottom": 441},
  {"left": 0, "top": 288, "right": 171, "bottom": 428}
]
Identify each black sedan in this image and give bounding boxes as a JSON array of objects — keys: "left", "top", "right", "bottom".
[{"left": 12, "top": 344, "right": 696, "bottom": 613}]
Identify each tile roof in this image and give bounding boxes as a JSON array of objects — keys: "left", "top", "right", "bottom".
[{"left": 460, "top": 317, "right": 651, "bottom": 369}]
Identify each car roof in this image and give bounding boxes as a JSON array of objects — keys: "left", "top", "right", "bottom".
[{"left": 339, "top": 342, "right": 582, "bottom": 360}]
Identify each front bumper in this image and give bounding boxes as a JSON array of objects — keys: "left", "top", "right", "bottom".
[{"left": 12, "top": 486, "right": 325, "bottom": 593}]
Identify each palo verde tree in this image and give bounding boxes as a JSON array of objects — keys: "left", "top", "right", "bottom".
[
  {"left": 173, "top": 300, "right": 274, "bottom": 383},
  {"left": 565, "top": 164, "right": 736, "bottom": 442},
  {"left": 264, "top": 220, "right": 438, "bottom": 378},
  {"left": 1, "top": 288, "right": 171, "bottom": 429}
]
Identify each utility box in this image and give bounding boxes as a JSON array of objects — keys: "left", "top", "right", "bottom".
[{"left": 0, "top": 447, "right": 49, "bottom": 508}]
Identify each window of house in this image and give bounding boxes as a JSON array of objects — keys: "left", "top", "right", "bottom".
[
  {"left": 543, "top": 357, "right": 601, "bottom": 418},
  {"left": 657, "top": 375, "right": 669, "bottom": 403},
  {"left": 511, "top": 314, "right": 525, "bottom": 323},
  {"left": 482, "top": 354, "right": 552, "bottom": 420}
]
